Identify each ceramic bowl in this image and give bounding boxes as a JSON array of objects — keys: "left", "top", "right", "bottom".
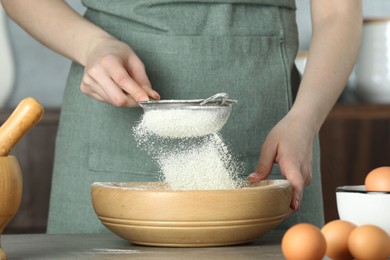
[
  {"left": 91, "top": 180, "right": 292, "bottom": 247},
  {"left": 336, "top": 185, "right": 390, "bottom": 235},
  {"left": 355, "top": 18, "right": 390, "bottom": 103}
]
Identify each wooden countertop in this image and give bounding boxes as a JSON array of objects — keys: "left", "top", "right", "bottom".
[
  {"left": 2, "top": 231, "right": 285, "bottom": 259},
  {"left": 327, "top": 103, "right": 390, "bottom": 119}
]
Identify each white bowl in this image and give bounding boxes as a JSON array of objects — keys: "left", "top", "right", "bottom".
[{"left": 336, "top": 185, "right": 390, "bottom": 235}]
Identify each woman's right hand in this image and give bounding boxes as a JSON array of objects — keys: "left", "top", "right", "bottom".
[
  {"left": 81, "top": 36, "right": 160, "bottom": 106},
  {"left": 1, "top": 0, "right": 159, "bottom": 107}
]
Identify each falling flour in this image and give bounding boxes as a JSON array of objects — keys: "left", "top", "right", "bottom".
[
  {"left": 133, "top": 108, "right": 243, "bottom": 190},
  {"left": 157, "top": 135, "right": 238, "bottom": 190}
]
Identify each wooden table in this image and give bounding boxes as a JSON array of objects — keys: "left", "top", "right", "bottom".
[{"left": 2, "top": 231, "right": 285, "bottom": 260}]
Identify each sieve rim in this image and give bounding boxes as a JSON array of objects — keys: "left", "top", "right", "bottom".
[{"left": 138, "top": 99, "right": 237, "bottom": 109}]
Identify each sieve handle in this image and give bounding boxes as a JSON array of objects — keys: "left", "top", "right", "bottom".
[{"left": 199, "top": 93, "right": 229, "bottom": 106}]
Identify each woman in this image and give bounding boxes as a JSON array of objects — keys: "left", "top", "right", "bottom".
[{"left": 1, "top": 0, "right": 362, "bottom": 233}]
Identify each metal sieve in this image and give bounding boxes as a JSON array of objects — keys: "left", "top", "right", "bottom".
[
  {"left": 138, "top": 93, "right": 236, "bottom": 111},
  {"left": 138, "top": 93, "right": 237, "bottom": 137}
]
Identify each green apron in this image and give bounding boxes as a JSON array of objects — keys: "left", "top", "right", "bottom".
[{"left": 47, "top": 0, "right": 324, "bottom": 234}]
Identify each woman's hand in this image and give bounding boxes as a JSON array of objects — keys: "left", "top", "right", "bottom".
[
  {"left": 1, "top": 0, "right": 160, "bottom": 107},
  {"left": 248, "top": 112, "right": 315, "bottom": 211},
  {"left": 248, "top": 0, "right": 362, "bottom": 212},
  {"left": 81, "top": 37, "right": 160, "bottom": 106}
]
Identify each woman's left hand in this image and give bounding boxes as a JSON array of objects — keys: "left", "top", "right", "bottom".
[
  {"left": 248, "top": 0, "right": 362, "bottom": 213},
  {"left": 248, "top": 113, "right": 315, "bottom": 211}
]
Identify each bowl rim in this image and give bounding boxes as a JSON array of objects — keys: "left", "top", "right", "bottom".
[
  {"left": 336, "top": 185, "right": 390, "bottom": 194},
  {"left": 91, "top": 179, "right": 291, "bottom": 193}
]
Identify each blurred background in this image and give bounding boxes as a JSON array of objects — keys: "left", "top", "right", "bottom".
[
  {"left": 2, "top": 0, "right": 390, "bottom": 107},
  {"left": 1, "top": 0, "right": 390, "bottom": 233}
]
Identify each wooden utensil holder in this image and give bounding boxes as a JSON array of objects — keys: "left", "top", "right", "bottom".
[{"left": 0, "top": 156, "right": 22, "bottom": 260}]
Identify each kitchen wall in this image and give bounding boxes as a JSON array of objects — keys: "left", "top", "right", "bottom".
[{"left": 2, "top": 0, "right": 390, "bottom": 108}]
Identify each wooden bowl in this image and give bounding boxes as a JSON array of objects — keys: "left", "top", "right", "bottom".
[
  {"left": 0, "top": 156, "right": 22, "bottom": 258},
  {"left": 91, "top": 180, "right": 292, "bottom": 247}
]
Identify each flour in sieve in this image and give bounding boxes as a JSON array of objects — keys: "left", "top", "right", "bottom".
[{"left": 135, "top": 109, "right": 227, "bottom": 138}]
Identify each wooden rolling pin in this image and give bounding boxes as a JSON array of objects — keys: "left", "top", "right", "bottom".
[{"left": 0, "top": 97, "right": 44, "bottom": 156}]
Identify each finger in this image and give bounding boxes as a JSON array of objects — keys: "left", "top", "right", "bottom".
[
  {"left": 113, "top": 69, "right": 150, "bottom": 102},
  {"left": 89, "top": 92, "right": 107, "bottom": 103},
  {"left": 89, "top": 70, "right": 143, "bottom": 107},
  {"left": 279, "top": 159, "right": 305, "bottom": 211},
  {"left": 96, "top": 55, "right": 149, "bottom": 103},
  {"left": 124, "top": 95, "right": 139, "bottom": 107},
  {"left": 290, "top": 184, "right": 304, "bottom": 211},
  {"left": 99, "top": 79, "right": 141, "bottom": 107},
  {"left": 82, "top": 78, "right": 138, "bottom": 107},
  {"left": 81, "top": 74, "right": 111, "bottom": 103},
  {"left": 86, "top": 65, "right": 131, "bottom": 106},
  {"left": 98, "top": 54, "right": 149, "bottom": 101},
  {"left": 127, "top": 55, "right": 160, "bottom": 100},
  {"left": 301, "top": 164, "right": 312, "bottom": 186},
  {"left": 145, "top": 87, "right": 160, "bottom": 100},
  {"left": 248, "top": 141, "right": 277, "bottom": 183}
]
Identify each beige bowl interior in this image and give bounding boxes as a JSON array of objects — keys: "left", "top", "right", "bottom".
[{"left": 91, "top": 180, "right": 292, "bottom": 247}]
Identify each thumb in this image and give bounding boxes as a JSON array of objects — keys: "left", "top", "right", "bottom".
[
  {"left": 288, "top": 174, "right": 304, "bottom": 211},
  {"left": 248, "top": 143, "right": 276, "bottom": 183}
]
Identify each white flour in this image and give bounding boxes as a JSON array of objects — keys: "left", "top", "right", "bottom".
[
  {"left": 157, "top": 135, "right": 238, "bottom": 190},
  {"left": 134, "top": 109, "right": 227, "bottom": 138},
  {"left": 133, "top": 108, "right": 242, "bottom": 190}
]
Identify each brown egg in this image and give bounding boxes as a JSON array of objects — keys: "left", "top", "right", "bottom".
[
  {"left": 348, "top": 224, "right": 390, "bottom": 260},
  {"left": 281, "top": 223, "right": 326, "bottom": 260},
  {"left": 365, "top": 166, "right": 390, "bottom": 192},
  {"left": 321, "top": 220, "right": 356, "bottom": 260}
]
